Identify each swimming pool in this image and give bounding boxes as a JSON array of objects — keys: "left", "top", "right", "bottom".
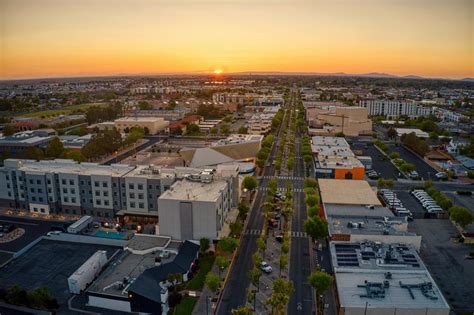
[{"left": 94, "top": 230, "right": 127, "bottom": 239}]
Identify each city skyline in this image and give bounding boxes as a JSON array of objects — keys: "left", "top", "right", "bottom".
[{"left": 1, "top": 0, "right": 473, "bottom": 80}]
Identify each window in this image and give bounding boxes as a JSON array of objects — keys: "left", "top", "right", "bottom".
[
  {"left": 62, "top": 179, "right": 66, "bottom": 185},
  {"left": 138, "top": 193, "right": 144, "bottom": 199},
  {"left": 95, "top": 181, "right": 99, "bottom": 187},
  {"left": 49, "top": 197, "right": 52, "bottom": 202},
  {"left": 48, "top": 188, "right": 52, "bottom": 193},
  {"left": 149, "top": 203, "right": 153, "bottom": 208},
  {"left": 70, "top": 189, "right": 75, "bottom": 194},
  {"left": 103, "top": 191, "right": 109, "bottom": 197},
  {"left": 95, "top": 191, "right": 100, "bottom": 196},
  {"left": 71, "top": 198, "right": 76, "bottom": 203},
  {"left": 72, "top": 210, "right": 76, "bottom": 214},
  {"left": 38, "top": 188, "right": 42, "bottom": 193},
  {"left": 63, "top": 188, "right": 67, "bottom": 194},
  {"left": 164, "top": 185, "right": 170, "bottom": 191},
  {"left": 148, "top": 185, "right": 152, "bottom": 189},
  {"left": 63, "top": 197, "right": 68, "bottom": 202},
  {"left": 121, "top": 183, "right": 125, "bottom": 188},
  {"left": 7, "top": 184, "right": 10, "bottom": 188},
  {"left": 33, "top": 207, "right": 38, "bottom": 212},
  {"left": 113, "top": 183, "right": 117, "bottom": 188},
  {"left": 139, "top": 202, "right": 144, "bottom": 209},
  {"left": 114, "top": 192, "right": 117, "bottom": 196},
  {"left": 138, "top": 184, "right": 143, "bottom": 190},
  {"left": 96, "top": 200, "right": 101, "bottom": 205},
  {"left": 129, "top": 193, "right": 135, "bottom": 199},
  {"left": 47, "top": 179, "right": 51, "bottom": 185},
  {"left": 103, "top": 182, "right": 108, "bottom": 188},
  {"left": 40, "top": 208, "right": 45, "bottom": 213},
  {"left": 30, "top": 188, "right": 35, "bottom": 193},
  {"left": 81, "top": 190, "right": 85, "bottom": 194},
  {"left": 29, "top": 179, "right": 34, "bottom": 184},
  {"left": 6, "top": 175, "right": 9, "bottom": 180},
  {"left": 130, "top": 202, "right": 136, "bottom": 208},
  {"left": 80, "top": 180, "right": 84, "bottom": 185},
  {"left": 69, "top": 179, "right": 74, "bottom": 185},
  {"left": 37, "top": 180, "right": 41, "bottom": 184},
  {"left": 104, "top": 200, "right": 109, "bottom": 206},
  {"left": 39, "top": 197, "right": 43, "bottom": 202},
  {"left": 129, "top": 183, "right": 134, "bottom": 189},
  {"left": 105, "top": 212, "right": 109, "bottom": 217}
]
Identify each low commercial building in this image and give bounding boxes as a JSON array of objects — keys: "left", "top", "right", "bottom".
[
  {"left": 168, "top": 115, "right": 203, "bottom": 134},
  {"left": 327, "top": 215, "right": 421, "bottom": 250},
  {"left": 331, "top": 241, "right": 450, "bottom": 315},
  {"left": 306, "top": 106, "right": 372, "bottom": 137},
  {"left": 0, "top": 129, "right": 57, "bottom": 158},
  {"left": 87, "top": 237, "right": 199, "bottom": 315},
  {"left": 158, "top": 170, "right": 235, "bottom": 241},
  {"left": 180, "top": 134, "right": 263, "bottom": 168},
  {"left": 114, "top": 117, "right": 169, "bottom": 135},
  {"left": 312, "top": 137, "right": 365, "bottom": 180},
  {"left": 59, "top": 134, "right": 93, "bottom": 151},
  {"left": 395, "top": 128, "right": 429, "bottom": 139}
]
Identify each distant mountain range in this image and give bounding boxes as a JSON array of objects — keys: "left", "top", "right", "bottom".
[{"left": 227, "top": 71, "right": 472, "bottom": 81}]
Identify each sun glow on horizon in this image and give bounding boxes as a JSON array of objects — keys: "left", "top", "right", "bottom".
[{"left": 213, "top": 69, "right": 223, "bottom": 75}]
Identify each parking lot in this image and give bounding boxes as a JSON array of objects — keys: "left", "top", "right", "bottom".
[
  {"left": 0, "top": 239, "right": 120, "bottom": 311},
  {"left": 0, "top": 216, "right": 55, "bottom": 253},
  {"left": 409, "top": 219, "right": 474, "bottom": 313},
  {"left": 396, "top": 191, "right": 426, "bottom": 219},
  {"left": 351, "top": 142, "right": 399, "bottom": 179},
  {"left": 388, "top": 144, "right": 438, "bottom": 180}
]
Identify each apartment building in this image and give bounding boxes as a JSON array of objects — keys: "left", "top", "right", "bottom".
[
  {"left": 312, "top": 136, "right": 365, "bottom": 180},
  {"left": 360, "top": 100, "right": 433, "bottom": 119},
  {"left": 0, "top": 159, "right": 239, "bottom": 223},
  {"left": 247, "top": 106, "right": 280, "bottom": 135}
]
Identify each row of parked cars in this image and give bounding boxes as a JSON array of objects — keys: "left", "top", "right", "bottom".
[
  {"left": 411, "top": 190, "right": 444, "bottom": 213},
  {"left": 378, "top": 189, "right": 413, "bottom": 220},
  {"left": 0, "top": 223, "right": 17, "bottom": 238}
]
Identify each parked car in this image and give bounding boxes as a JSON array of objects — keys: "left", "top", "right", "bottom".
[
  {"left": 261, "top": 261, "right": 272, "bottom": 273},
  {"left": 435, "top": 172, "right": 448, "bottom": 180},
  {"left": 409, "top": 171, "right": 420, "bottom": 180}
]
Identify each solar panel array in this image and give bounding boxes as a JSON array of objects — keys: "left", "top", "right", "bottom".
[{"left": 335, "top": 244, "right": 360, "bottom": 267}]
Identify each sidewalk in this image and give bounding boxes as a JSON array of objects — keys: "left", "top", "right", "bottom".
[{"left": 192, "top": 262, "right": 221, "bottom": 315}]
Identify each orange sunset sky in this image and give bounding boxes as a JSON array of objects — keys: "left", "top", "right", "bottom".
[{"left": 0, "top": 0, "right": 473, "bottom": 80}]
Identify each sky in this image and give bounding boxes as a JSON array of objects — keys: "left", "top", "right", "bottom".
[{"left": 0, "top": 0, "right": 473, "bottom": 79}]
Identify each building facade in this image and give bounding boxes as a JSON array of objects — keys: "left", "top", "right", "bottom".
[{"left": 360, "top": 100, "right": 433, "bottom": 119}]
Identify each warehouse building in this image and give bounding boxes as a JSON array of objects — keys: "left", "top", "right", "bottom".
[
  {"left": 114, "top": 117, "right": 169, "bottom": 135},
  {"left": 331, "top": 241, "right": 450, "bottom": 315}
]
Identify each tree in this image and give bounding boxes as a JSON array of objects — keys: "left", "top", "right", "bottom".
[
  {"left": 387, "top": 127, "right": 397, "bottom": 139},
  {"left": 303, "top": 178, "right": 318, "bottom": 189},
  {"left": 216, "top": 255, "right": 230, "bottom": 277},
  {"left": 238, "top": 203, "right": 250, "bottom": 218},
  {"left": 138, "top": 101, "right": 153, "bottom": 110},
  {"left": 279, "top": 254, "right": 288, "bottom": 275},
  {"left": 217, "top": 236, "right": 239, "bottom": 255},
  {"left": 305, "top": 194, "right": 319, "bottom": 207},
  {"left": 286, "top": 156, "right": 295, "bottom": 171},
  {"left": 238, "top": 126, "right": 248, "bottom": 134},
  {"left": 45, "top": 138, "right": 64, "bottom": 158},
  {"left": 2, "top": 125, "right": 16, "bottom": 136},
  {"left": 186, "top": 123, "right": 200, "bottom": 134},
  {"left": 449, "top": 206, "right": 473, "bottom": 229},
  {"left": 308, "top": 270, "right": 333, "bottom": 312},
  {"left": 400, "top": 162, "right": 416, "bottom": 173},
  {"left": 66, "top": 150, "right": 85, "bottom": 163},
  {"left": 247, "top": 267, "right": 262, "bottom": 287},
  {"left": 242, "top": 176, "right": 258, "bottom": 192},
  {"left": 232, "top": 306, "right": 253, "bottom": 315},
  {"left": 205, "top": 272, "right": 220, "bottom": 293},
  {"left": 230, "top": 220, "right": 242, "bottom": 236},
  {"left": 220, "top": 123, "right": 231, "bottom": 135},
  {"left": 210, "top": 127, "right": 218, "bottom": 135},
  {"left": 304, "top": 216, "right": 328, "bottom": 241},
  {"left": 389, "top": 152, "right": 400, "bottom": 160},
  {"left": 266, "top": 278, "right": 294, "bottom": 314},
  {"left": 200, "top": 238, "right": 210, "bottom": 253}
]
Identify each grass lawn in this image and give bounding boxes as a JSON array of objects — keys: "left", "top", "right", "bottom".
[
  {"left": 174, "top": 296, "right": 198, "bottom": 315},
  {"left": 20, "top": 103, "right": 107, "bottom": 118},
  {"left": 186, "top": 254, "right": 215, "bottom": 290}
]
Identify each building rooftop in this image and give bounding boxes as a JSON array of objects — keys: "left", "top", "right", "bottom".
[
  {"left": 213, "top": 134, "right": 263, "bottom": 146},
  {"left": 324, "top": 204, "right": 393, "bottom": 218},
  {"left": 312, "top": 136, "right": 350, "bottom": 147},
  {"left": 3, "top": 159, "right": 135, "bottom": 177},
  {"left": 159, "top": 178, "right": 228, "bottom": 202},
  {"left": 115, "top": 116, "right": 167, "bottom": 123},
  {"left": 327, "top": 215, "right": 416, "bottom": 237},
  {"left": 316, "top": 155, "right": 363, "bottom": 169},
  {"left": 0, "top": 130, "right": 56, "bottom": 146},
  {"left": 319, "top": 179, "right": 382, "bottom": 206},
  {"left": 331, "top": 241, "right": 450, "bottom": 311}
]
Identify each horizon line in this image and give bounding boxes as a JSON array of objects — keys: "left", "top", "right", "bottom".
[{"left": 1, "top": 70, "right": 473, "bottom": 82}]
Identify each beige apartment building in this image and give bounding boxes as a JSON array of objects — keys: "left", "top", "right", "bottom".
[{"left": 306, "top": 106, "right": 372, "bottom": 137}]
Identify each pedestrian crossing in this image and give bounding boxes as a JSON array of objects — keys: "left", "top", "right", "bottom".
[
  {"left": 244, "top": 229, "right": 308, "bottom": 238},
  {"left": 257, "top": 187, "right": 303, "bottom": 192},
  {"left": 261, "top": 176, "right": 305, "bottom": 181}
]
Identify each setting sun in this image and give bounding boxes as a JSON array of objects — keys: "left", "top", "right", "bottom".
[{"left": 213, "top": 69, "right": 223, "bottom": 75}]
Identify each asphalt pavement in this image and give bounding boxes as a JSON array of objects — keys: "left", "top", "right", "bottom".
[
  {"left": 351, "top": 142, "right": 399, "bottom": 179},
  {"left": 388, "top": 144, "right": 438, "bottom": 180}
]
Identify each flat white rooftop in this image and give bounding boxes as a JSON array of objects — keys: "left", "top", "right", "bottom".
[
  {"left": 319, "top": 179, "right": 381, "bottom": 206},
  {"left": 159, "top": 178, "right": 228, "bottom": 202},
  {"left": 312, "top": 136, "right": 350, "bottom": 147}
]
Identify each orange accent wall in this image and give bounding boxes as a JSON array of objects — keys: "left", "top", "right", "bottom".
[{"left": 334, "top": 167, "right": 365, "bottom": 180}]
